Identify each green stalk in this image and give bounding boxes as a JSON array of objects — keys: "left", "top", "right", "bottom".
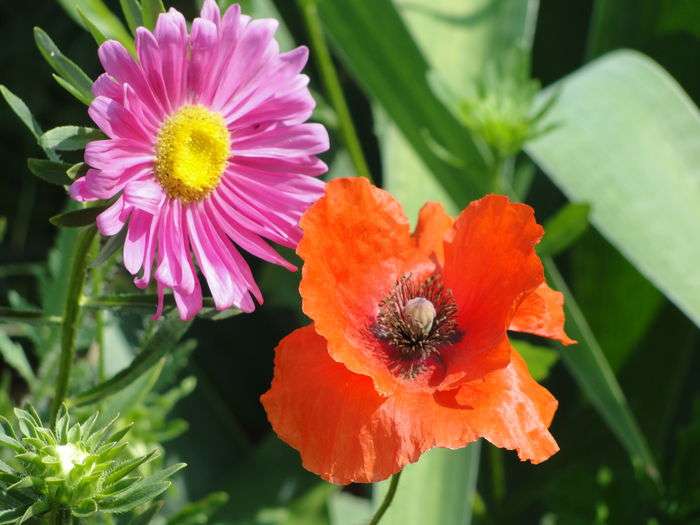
[
  {"left": 369, "top": 471, "right": 402, "bottom": 525},
  {"left": 297, "top": 0, "right": 373, "bottom": 182},
  {"left": 49, "top": 226, "right": 97, "bottom": 425}
]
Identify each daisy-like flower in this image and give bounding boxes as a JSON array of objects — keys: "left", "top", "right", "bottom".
[
  {"left": 261, "top": 178, "right": 575, "bottom": 484},
  {"left": 70, "top": 0, "right": 329, "bottom": 319}
]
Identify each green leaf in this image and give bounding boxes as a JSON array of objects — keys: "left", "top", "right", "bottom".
[
  {"left": 70, "top": 314, "right": 192, "bottom": 407},
  {"left": 26, "top": 159, "right": 73, "bottom": 186},
  {"left": 56, "top": 0, "right": 135, "bottom": 52},
  {"left": 33, "top": 27, "right": 94, "bottom": 106},
  {"left": 329, "top": 492, "right": 372, "bottom": 525},
  {"left": 100, "top": 482, "right": 172, "bottom": 513},
  {"left": 364, "top": 0, "right": 538, "bottom": 221},
  {"left": 525, "top": 50, "right": 700, "bottom": 328},
  {"left": 67, "top": 162, "right": 88, "bottom": 180},
  {"left": 0, "top": 307, "right": 62, "bottom": 325},
  {"left": 39, "top": 126, "right": 103, "bottom": 152},
  {"left": 571, "top": 231, "right": 663, "bottom": 372},
  {"left": 538, "top": 202, "right": 591, "bottom": 257},
  {"left": 0, "top": 217, "right": 5, "bottom": 243},
  {"left": 77, "top": 8, "right": 109, "bottom": 46},
  {"left": 167, "top": 492, "right": 228, "bottom": 525},
  {"left": 316, "top": 0, "right": 492, "bottom": 218},
  {"left": 50, "top": 206, "right": 109, "bottom": 228},
  {"left": 545, "top": 258, "right": 660, "bottom": 483},
  {"left": 103, "top": 451, "right": 159, "bottom": 487},
  {"left": 512, "top": 340, "right": 560, "bottom": 381},
  {"left": 120, "top": 0, "right": 144, "bottom": 35},
  {"left": 0, "top": 85, "right": 43, "bottom": 140},
  {"left": 91, "top": 227, "right": 127, "bottom": 268},
  {"left": 0, "top": 333, "right": 35, "bottom": 386},
  {"left": 374, "top": 444, "right": 481, "bottom": 525},
  {"left": 141, "top": 0, "right": 165, "bottom": 31}
]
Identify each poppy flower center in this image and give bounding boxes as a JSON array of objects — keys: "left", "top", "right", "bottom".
[
  {"left": 154, "top": 105, "right": 230, "bottom": 202},
  {"left": 372, "top": 274, "right": 462, "bottom": 378}
]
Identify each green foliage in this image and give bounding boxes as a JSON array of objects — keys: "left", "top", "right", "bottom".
[
  {"left": 39, "top": 126, "right": 104, "bottom": 152},
  {"left": 0, "top": 406, "right": 184, "bottom": 521},
  {"left": 26, "top": 159, "right": 74, "bottom": 186},
  {"left": 538, "top": 202, "right": 591, "bottom": 257},
  {"left": 33, "top": 27, "right": 94, "bottom": 106}
]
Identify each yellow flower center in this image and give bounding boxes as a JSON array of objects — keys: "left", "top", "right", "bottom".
[{"left": 154, "top": 105, "right": 230, "bottom": 202}]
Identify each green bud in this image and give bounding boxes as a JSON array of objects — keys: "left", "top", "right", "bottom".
[{"left": 0, "top": 404, "right": 185, "bottom": 523}]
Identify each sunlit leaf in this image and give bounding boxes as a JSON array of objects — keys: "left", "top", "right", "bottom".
[
  {"left": 33, "top": 27, "right": 94, "bottom": 106},
  {"left": 56, "top": 0, "right": 134, "bottom": 52},
  {"left": 39, "top": 126, "right": 104, "bottom": 152},
  {"left": 512, "top": 340, "right": 559, "bottom": 381},
  {"left": 141, "top": 0, "right": 165, "bottom": 31},
  {"left": 526, "top": 50, "right": 700, "bottom": 328},
  {"left": 374, "top": 444, "right": 481, "bottom": 525},
  {"left": 0, "top": 333, "right": 35, "bottom": 387},
  {"left": 120, "top": 0, "right": 144, "bottom": 35}
]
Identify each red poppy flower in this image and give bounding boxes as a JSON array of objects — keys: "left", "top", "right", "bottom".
[{"left": 261, "top": 178, "right": 575, "bottom": 484}]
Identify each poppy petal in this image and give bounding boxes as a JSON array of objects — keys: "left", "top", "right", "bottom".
[
  {"left": 412, "top": 201, "right": 454, "bottom": 264},
  {"left": 298, "top": 178, "right": 431, "bottom": 395},
  {"left": 509, "top": 282, "right": 577, "bottom": 345},
  {"left": 441, "top": 195, "right": 545, "bottom": 387},
  {"left": 262, "top": 327, "right": 558, "bottom": 484}
]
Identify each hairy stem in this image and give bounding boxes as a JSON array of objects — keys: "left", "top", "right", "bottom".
[
  {"left": 49, "top": 226, "right": 97, "bottom": 425},
  {"left": 298, "top": 0, "right": 373, "bottom": 182}
]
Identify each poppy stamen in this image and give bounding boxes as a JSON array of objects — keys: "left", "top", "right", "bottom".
[{"left": 372, "top": 273, "right": 462, "bottom": 378}]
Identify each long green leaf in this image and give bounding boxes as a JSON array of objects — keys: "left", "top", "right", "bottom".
[
  {"left": 538, "top": 202, "right": 591, "bottom": 257},
  {"left": 526, "top": 50, "right": 700, "bottom": 328},
  {"left": 316, "top": 0, "right": 492, "bottom": 211},
  {"left": 0, "top": 333, "right": 35, "bottom": 386},
  {"left": 56, "top": 0, "right": 134, "bottom": 52},
  {"left": 120, "top": 0, "right": 144, "bottom": 35},
  {"left": 69, "top": 315, "right": 192, "bottom": 407},
  {"left": 0, "top": 86, "right": 43, "bottom": 140},
  {"left": 141, "top": 0, "right": 165, "bottom": 31},
  {"left": 33, "top": 27, "right": 94, "bottom": 106},
  {"left": 378, "top": 0, "right": 540, "bottom": 220},
  {"left": 545, "top": 258, "right": 660, "bottom": 483},
  {"left": 374, "top": 444, "right": 481, "bottom": 525}
]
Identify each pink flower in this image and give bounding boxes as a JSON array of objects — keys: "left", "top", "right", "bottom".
[{"left": 71, "top": 0, "right": 329, "bottom": 320}]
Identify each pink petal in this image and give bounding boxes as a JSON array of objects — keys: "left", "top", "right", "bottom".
[
  {"left": 96, "top": 196, "right": 131, "bottom": 236},
  {"left": 233, "top": 123, "right": 329, "bottom": 158},
  {"left": 123, "top": 179, "right": 164, "bottom": 214},
  {"left": 188, "top": 18, "right": 219, "bottom": 101},
  {"left": 154, "top": 9, "right": 189, "bottom": 109},
  {"left": 173, "top": 278, "right": 203, "bottom": 321},
  {"left": 123, "top": 209, "right": 151, "bottom": 274}
]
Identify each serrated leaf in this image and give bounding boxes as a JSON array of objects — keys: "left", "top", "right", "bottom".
[
  {"left": 33, "top": 27, "right": 94, "bottom": 106},
  {"left": 103, "top": 450, "right": 159, "bottom": 488},
  {"left": 538, "top": 202, "right": 591, "bottom": 257},
  {"left": 39, "top": 126, "right": 103, "bottom": 151},
  {"left": 72, "top": 498, "right": 98, "bottom": 518},
  {"left": 18, "top": 500, "right": 48, "bottom": 525},
  {"left": 100, "top": 481, "right": 171, "bottom": 513},
  {"left": 50, "top": 207, "right": 108, "bottom": 228},
  {"left": 26, "top": 159, "right": 73, "bottom": 186},
  {"left": 129, "top": 501, "right": 164, "bottom": 525},
  {"left": 141, "top": 0, "right": 165, "bottom": 31},
  {"left": 120, "top": 0, "right": 144, "bottom": 35},
  {"left": 0, "top": 333, "right": 35, "bottom": 386}
]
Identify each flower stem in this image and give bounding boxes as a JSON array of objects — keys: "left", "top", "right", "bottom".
[
  {"left": 369, "top": 471, "right": 402, "bottom": 525},
  {"left": 49, "top": 226, "right": 97, "bottom": 425},
  {"left": 297, "top": 0, "right": 373, "bottom": 182}
]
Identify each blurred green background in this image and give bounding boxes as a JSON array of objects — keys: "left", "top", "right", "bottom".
[{"left": 1, "top": 0, "right": 699, "bottom": 524}]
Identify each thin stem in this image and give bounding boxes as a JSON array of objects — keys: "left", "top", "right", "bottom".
[
  {"left": 369, "top": 471, "right": 402, "bottom": 525},
  {"left": 50, "top": 226, "right": 97, "bottom": 425},
  {"left": 0, "top": 307, "right": 62, "bottom": 325},
  {"left": 297, "top": 0, "right": 373, "bottom": 182},
  {"left": 82, "top": 293, "right": 218, "bottom": 310},
  {"left": 89, "top": 238, "right": 106, "bottom": 381}
]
